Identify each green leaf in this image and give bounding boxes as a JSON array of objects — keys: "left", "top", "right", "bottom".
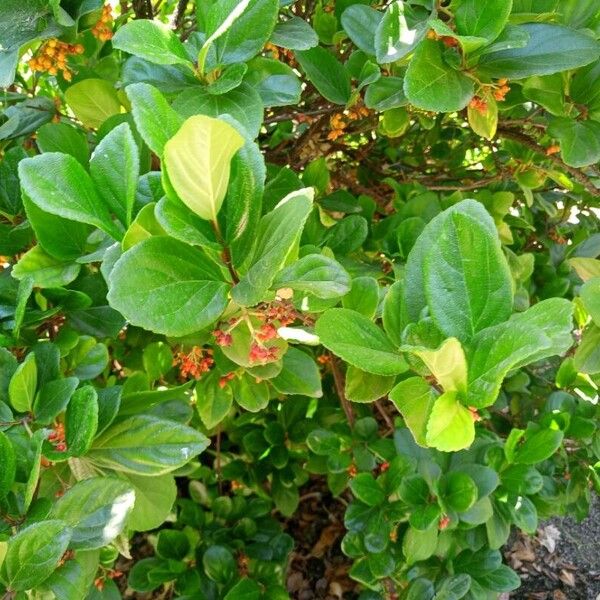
[
  {"left": 51, "top": 477, "right": 135, "bottom": 549},
  {"left": 365, "top": 76, "right": 408, "bottom": 110},
  {"left": 433, "top": 574, "right": 472, "bottom": 600},
  {"left": 155, "top": 197, "right": 219, "bottom": 249},
  {"left": 399, "top": 474, "right": 430, "bottom": 506},
  {"left": 12, "top": 246, "right": 80, "bottom": 288},
  {"left": 375, "top": 1, "right": 417, "bottom": 64},
  {"left": 196, "top": 372, "right": 234, "bottom": 429},
  {"left": 402, "top": 526, "right": 438, "bottom": 564},
  {"left": 65, "top": 385, "right": 98, "bottom": 457},
  {"left": 126, "top": 83, "right": 183, "bottom": 156},
  {"left": 22, "top": 193, "right": 91, "bottom": 261},
  {"left": 568, "top": 258, "right": 600, "bottom": 282},
  {"left": 341, "top": 5, "right": 382, "bottom": 56},
  {"left": 350, "top": 473, "right": 386, "bottom": 506},
  {"left": 34, "top": 377, "right": 79, "bottom": 425},
  {"left": 156, "top": 529, "right": 190, "bottom": 560},
  {"left": 203, "top": 545, "right": 236, "bottom": 584},
  {"left": 8, "top": 352, "right": 37, "bottom": 413},
  {"left": 426, "top": 391, "right": 475, "bottom": 452},
  {"left": 112, "top": 20, "right": 191, "bottom": 66},
  {"left": 405, "top": 199, "right": 512, "bottom": 341},
  {"left": 468, "top": 95, "right": 498, "bottom": 140},
  {"left": 581, "top": 277, "right": 600, "bottom": 326},
  {"left": 36, "top": 122, "right": 89, "bottom": 166},
  {"left": 478, "top": 23, "right": 600, "bottom": 79},
  {"left": 89, "top": 414, "right": 209, "bottom": 475},
  {"left": 307, "top": 429, "right": 340, "bottom": 455},
  {"left": 122, "top": 203, "right": 166, "bottom": 251},
  {"left": 389, "top": 377, "right": 436, "bottom": 446},
  {"left": 547, "top": 118, "right": 600, "bottom": 168},
  {"left": 270, "top": 16, "right": 318, "bottom": 50},
  {"left": 232, "top": 188, "right": 314, "bottom": 306},
  {"left": 272, "top": 254, "right": 351, "bottom": 299},
  {"left": 107, "top": 236, "right": 229, "bottom": 337},
  {"left": 2, "top": 520, "right": 72, "bottom": 591},
  {"left": 41, "top": 549, "right": 100, "bottom": 600},
  {"left": 467, "top": 298, "right": 574, "bottom": 407},
  {"left": 574, "top": 324, "right": 600, "bottom": 374},
  {"left": 423, "top": 203, "right": 512, "bottom": 341},
  {"left": 173, "top": 82, "right": 264, "bottom": 139},
  {"left": 342, "top": 276, "right": 379, "bottom": 319},
  {"left": 18, "top": 153, "right": 123, "bottom": 240},
  {"left": 455, "top": 0, "right": 512, "bottom": 42},
  {"left": 224, "top": 578, "right": 261, "bottom": 600},
  {"left": 438, "top": 472, "right": 478, "bottom": 512},
  {"left": 232, "top": 374, "right": 269, "bottom": 412},
  {"left": 163, "top": 115, "right": 244, "bottom": 222},
  {"left": 316, "top": 308, "right": 407, "bottom": 376},
  {"left": 295, "top": 46, "right": 352, "bottom": 105},
  {"left": 90, "top": 122, "right": 139, "bottom": 227},
  {"left": 513, "top": 429, "right": 564, "bottom": 465},
  {"left": 404, "top": 40, "right": 474, "bottom": 112},
  {"left": 64, "top": 79, "right": 122, "bottom": 129},
  {"left": 245, "top": 57, "right": 302, "bottom": 107},
  {"left": 124, "top": 473, "right": 177, "bottom": 532},
  {"left": 406, "top": 338, "right": 468, "bottom": 394},
  {"left": 382, "top": 280, "right": 407, "bottom": 347},
  {"left": 345, "top": 365, "right": 396, "bottom": 403},
  {"left": 208, "top": 0, "right": 278, "bottom": 67},
  {"left": 0, "top": 431, "right": 15, "bottom": 498},
  {"left": 271, "top": 347, "right": 323, "bottom": 398}
]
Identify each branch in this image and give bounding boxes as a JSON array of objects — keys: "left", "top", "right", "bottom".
[
  {"left": 330, "top": 356, "right": 354, "bottom": 427},
  {"left": 497, "top": 127, "right": 599, "bottom": 197}
]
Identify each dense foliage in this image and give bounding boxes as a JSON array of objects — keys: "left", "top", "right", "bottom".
[{"left": 1, "top": 0, "right": 600, "bottom": 598}]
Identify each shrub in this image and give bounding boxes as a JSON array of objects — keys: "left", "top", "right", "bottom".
[{"left": 0, "top": 1, "right": 599, "bottom": 599}]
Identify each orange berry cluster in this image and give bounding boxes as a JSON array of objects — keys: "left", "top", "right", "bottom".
[
  {"left": 328, "top": 105, "right": 370, "bottom": 141},
  {"left": 92, "top": 4, "right": 114, "bottom": 41},
  {"left": 94, "top": 570, "right": 123, "bottom": 591},
  {"left": 28, "top": 39, "right": 83, "bottom": 81},
  {"left": 469, "top": 96, "right": 488, "bottom": 115},
  {"left": 546, "top": 144, "right": 560, "bottom": 156},
  {"left": 173, "top": 346, "right": 214, "bottom": 380},
  {"left": 47, "top": 422, "right": 67, "bottom": 452},
  {"left": 218, "top": 372, "right": 236, "bottom": 388},
  {"left": 493, "top": 78, "right": 510, "bottom": 101}
]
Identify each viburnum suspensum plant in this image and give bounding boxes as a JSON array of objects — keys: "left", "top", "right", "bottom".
[{"left": 0, "top": 0, "right": 599, "bottom": 599}]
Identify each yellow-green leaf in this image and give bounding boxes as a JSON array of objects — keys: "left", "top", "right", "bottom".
[
  {"left": 425, "top": 391, "right": 475, "bottom": 452},
  {"left": 163, "top": 115, "right": 244, "bottom": 222}
]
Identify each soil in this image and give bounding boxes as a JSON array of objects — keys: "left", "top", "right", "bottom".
[{"left": 506, "top": 498, "right": 600, "bottom": 600}]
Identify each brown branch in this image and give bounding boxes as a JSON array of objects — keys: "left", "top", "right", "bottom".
[
  {"left": 172, "top": 0, "right": 188, "bottom": 28},
  {"left": 497, "top": 127, "right": 599, "bottom": 197},
  {"left": 330, "top": 356, "right": 354, "bottom": 427}
]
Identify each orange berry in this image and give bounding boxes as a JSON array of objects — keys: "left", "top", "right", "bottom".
[
  {"left": 74, "top": 44, "right": 84, "bottom": 54},
  {"left": 62, "top": 69, "right": 72, "bottom": 81},
  {"left": 48, "top": 66, "right": 57, "bottom": 75},
  {"left": 546, "top": 144, "right": 560, "bottom": 155}
]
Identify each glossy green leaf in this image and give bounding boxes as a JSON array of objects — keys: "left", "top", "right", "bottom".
[
  {"left": 404, "top": 40, "right": 474, "bottom": 112},
  {"left": 107, "top": 236, "right": 229, "bottom": 337},
  {"left": 478, "top": 24, "right": 600, "bottom": 79},
  {"left": 65, "top": 385, "right": 98, "bottom": 457},
  {"left": 389, "top": 377, "right": 436, "bottom": 446},
  {"left": 18, "top": 153, "right": 122, "bottom": 240},
  {"left": 51, "top": 477, "right": 135, "bottom": 549},
  {"left": 232, "top": 188, "right": 314, "bottom": 306},
  {"left": 89, "top": 414, "right": 209, "bottom": 475},
  {"left": 273, "top": 254, "right": 351, "bottom": 299},
  {"left": 3, "top": 520, "right": 72, "bottom": 591},
  {"left": 112, "top": 20, "right": 191, "bottom": 66},
  {"left": 295, "top": 47, "right": 352, "bottom": 105},
  {"left": 455, "top": 0, "right": 512, "bottom": 42},
  {"left": 8, "top": 351, "right": 37, "bottom": 413},
  {"left": 90, "top": 122, "right": 139, "bottom": 227},
  {"left": 316, "top": 308, "right": 407, "bottom": 376},
  {"left": 64, "top": 79, "right": 122, "bottom": 129}
]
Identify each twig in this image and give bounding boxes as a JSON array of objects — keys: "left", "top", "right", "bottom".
[
  {"left": 374, "top": 400, "right": 394, "bottom": 431},
  {"left": 172, "top": 0, "right": 188, "bottom": 28},
  {"left": 330, "top": 356, "right": 354, "bottom": 427},
  {"left": 497, "top": 127, "right": 599, "bottom": 196}
]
